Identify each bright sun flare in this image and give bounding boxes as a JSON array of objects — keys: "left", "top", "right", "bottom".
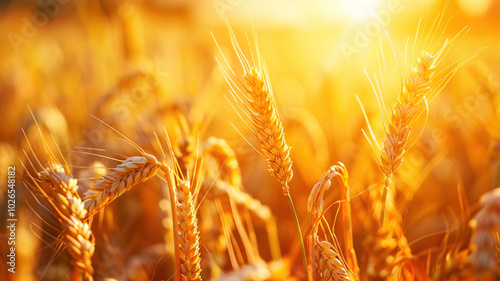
[{"left": 343, "top": 0, "right": 380, "bottom": 20}]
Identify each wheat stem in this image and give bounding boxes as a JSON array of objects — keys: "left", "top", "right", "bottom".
[
  {"left": 286, "top": 193, "right": 308, "bottom": 275},
  {"left": 266, "top": 218, "right": 281, "bottom": 261},
  {"left": 161, "top": 164, "right": 181, "bottom": 281},
  {"left": 308, "top": 234, "right": 315, "bottom": 281},
  {"left": 380, "top": 179, "right": 390, "bottom": 227},
  {"left": 340, "top": 169, "right": 357, "bottom": 275}
]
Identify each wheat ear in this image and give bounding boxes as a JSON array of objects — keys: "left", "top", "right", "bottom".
[
  {"left": 469, "top": 188, "right": 500, "bottom": 271},
  {"left": 307, "top": 167, "right": 335, "bottom": 281},
  {"left": 368, "top": 14, "right": 485, "bottom": 226},
  {"left": 176, "top": 179, "right": 202, "bottom": 281},
  {"left": 241, "top": 67, "right": 293, "bottom": 193},
  {"left": 217, "top": 26, "right": 292, "bottom": 195},
  {"left": 378, "top": 43, "right": 483, "bottom": 225},
  {"left": 378, "top": 50, "right": 442, "bottom": 227},
  {"left": 83, "top": 153, "right": 159, "bottom": 217},
  {"left": 38, "top": 164, "right": 95, "bottom": 280},
  {"left": 217, "top": 23, "right": 305, "bottom": 270},
  {"left": 314, "top": 235, "right": 351, "bottom": 281}
]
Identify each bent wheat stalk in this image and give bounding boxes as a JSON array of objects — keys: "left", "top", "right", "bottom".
[
  {"left": 83, "top": 153, "right": 159, "bottom": 217},
  {"left": 307, "top": 165, "right": 356, "bottom": 281},
  {"left": 335, "top": 163, "right": 358, "bottom": 276}
]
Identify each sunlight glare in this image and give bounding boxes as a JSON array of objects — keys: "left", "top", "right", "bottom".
[{"left": 343, "top": 0, "right": 380, "bottom": 20}]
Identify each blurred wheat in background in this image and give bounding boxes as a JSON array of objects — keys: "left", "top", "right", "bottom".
[{"left": 1, "top": 0, "right": 500, "bottom": 280}]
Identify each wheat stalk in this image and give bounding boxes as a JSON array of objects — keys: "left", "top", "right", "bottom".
[
  {"left": 335, "top": 163, "right": 358, "bottom": 276},
  {"left": 361, "top": 189, "right": 412, "bottom": 280},
  {"left": 372, "top": 27, "right": 484, "bottom": 226},
  {"left": 307, "top": 164, "right": 357, "bottom": 280},
  {"left": 83, "top": 153, "right": 159, "bottom": 217},
  {"left": 307, "top": 164, "right": 349, "bottom": 226},
  {"left": 377, "top": 50, "right": 443, "bottom": 227},
  {"left": 307, "top": 167, "right": 335, "bottom": 225},
  {"left": 157, "top": 164, "right": 183, "bottom": 281},
  {"left": 216, "top": 22, "right": 306, "bottom": 271}
]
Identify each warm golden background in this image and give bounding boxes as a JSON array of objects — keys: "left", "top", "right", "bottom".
[{"left": 1, "top": 0, "right": 500, "bottom": 280}]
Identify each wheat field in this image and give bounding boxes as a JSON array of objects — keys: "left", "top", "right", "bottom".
[{"left": 1, "top": 0, "right": 500, "bottom": 280}]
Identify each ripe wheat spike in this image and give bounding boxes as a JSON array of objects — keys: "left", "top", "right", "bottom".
[
  {"left": 215, "top": 24, "right": 293, "bottom": 195},
  {"left": 314, "top": 235, "right": 352, "bottom": 281},
  {"left": 177, "top": 179, "right": 203, "bottom": 281},
  {"left": 363, "top": 13, "right": 486, "bottom": 225},
  {"left": 22, "top": 115, "right": 95, "bottom": 280},
  {"left": 38, "top": 164, "right": 95, "bottom": 280},
  {"left": 83, "top": 153, "right": 160, "bottom": 217}
]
